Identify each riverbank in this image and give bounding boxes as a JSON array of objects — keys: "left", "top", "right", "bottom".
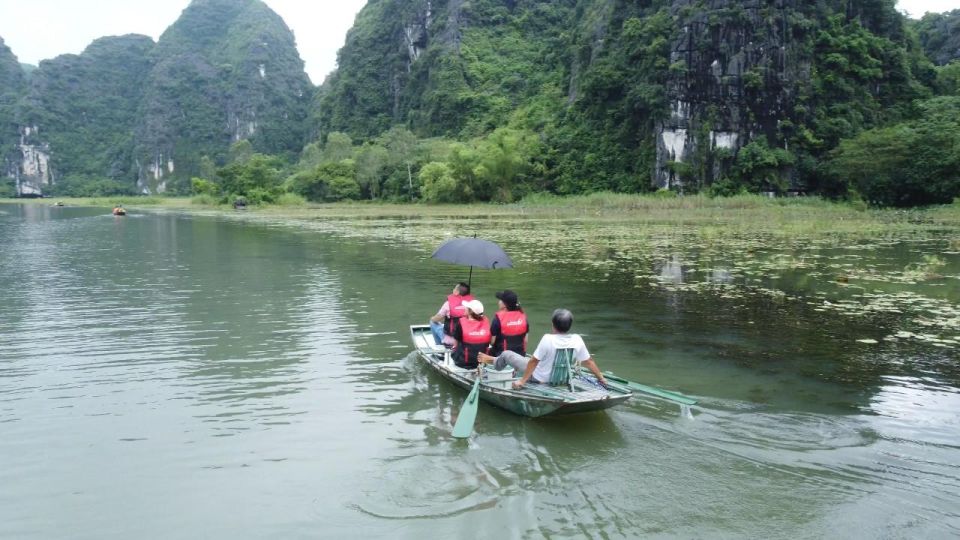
[{"left": 7, "top": 193, "right": 960, "bottom": 238}]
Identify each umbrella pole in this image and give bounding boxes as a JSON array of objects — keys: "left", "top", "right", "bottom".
[{"left": 468, "top": 266, "right": 473, "bottom": 288}]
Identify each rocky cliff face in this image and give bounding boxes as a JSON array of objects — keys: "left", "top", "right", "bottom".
[
  {"left": 654, "top": 0, "right": 809, "bottom": 189},
  {"left": 0, "top": 38, "right": 23, "bottom": 96},
  {"left": 0, "top": 37, "right": 26, "bottom": 195},
  {"left": 318, "top": 0, "right": 926, "bottom": 193},
  {"left": 316, "top": 0, "right": 575, "bottom": 139},
  {"left": 13, "top": 35, "right": 155, "bottom": 195},
  {"left": 134, "top": 0, "right": 311, "bottom": 193},
  {"left": 315, "top": 0, "right": 437, "bottom": 138},
  {"left": 0, "top": 0, "right": 311, "bottom": 196},
  {"left": 914, "top": 9, "right": 960, "bottom": 66}
]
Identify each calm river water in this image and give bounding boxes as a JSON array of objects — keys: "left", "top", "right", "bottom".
[{"left": 1, "top": 203, "right": 958, "bottom": 539}]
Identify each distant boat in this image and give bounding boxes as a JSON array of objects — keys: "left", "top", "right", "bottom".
[{"left": 112, "top": 207, "right": 126, "bottom": 216}]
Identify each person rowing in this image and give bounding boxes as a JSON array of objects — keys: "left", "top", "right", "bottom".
[{"left": 478, "top": 308, "right": 608, "bottom": 390}]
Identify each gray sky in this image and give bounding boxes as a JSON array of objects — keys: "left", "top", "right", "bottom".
[{"left": 0, "top": 0, "right": 955, "bottom": 85}]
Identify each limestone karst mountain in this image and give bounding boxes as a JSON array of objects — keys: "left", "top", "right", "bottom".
[
  {"left": 1, "top": 0, "right": 957, "bottom": 200},
  {"left": 2, "top": 0, "right": 311, "bottom": 195}
]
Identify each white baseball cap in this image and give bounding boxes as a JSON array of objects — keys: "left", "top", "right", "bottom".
[{"left": 462, "top": 299, "right": 484, "bottom": 315}]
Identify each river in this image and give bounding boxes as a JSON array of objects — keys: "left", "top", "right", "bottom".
[{"left": 1, "top": 203, "right": 958, "bottom": 538}]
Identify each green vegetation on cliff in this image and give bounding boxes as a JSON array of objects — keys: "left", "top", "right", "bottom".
[
  {"left": 913, "top": 9, "right": 960, "bottom": 66},
  {"left": 18, "top": 35, "right": 155, "bottom": 194},
  {"left": 1, "top": 0, "right": 312, "bottom": 197},
  {"left": 2, "top": 0, "right": 959, "bottom": 207},
  {"left": 0, "top": 37, "right": 25, "bottom": 197},
  {"left": 303, "top": 0, "right": 952, "bottom": 206},
  {"left": 134, "top": 0, "right": 311, "bottom": 193}
]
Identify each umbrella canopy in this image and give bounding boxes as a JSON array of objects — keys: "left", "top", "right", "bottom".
[{"left": 431, "top": 237, "right": 513, "bottom": 270}]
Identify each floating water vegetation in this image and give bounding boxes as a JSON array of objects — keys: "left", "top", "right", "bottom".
[
  {"left": 120, "top": 196, "right": 960, "bottom": 351},
  {"left": 903, "top": 254, "right": 947, "bottom": 281}
]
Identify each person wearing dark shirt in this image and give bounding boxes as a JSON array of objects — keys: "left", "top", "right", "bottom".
[{"left": 489, "top": 289, "right": 528, "bottom": 356}]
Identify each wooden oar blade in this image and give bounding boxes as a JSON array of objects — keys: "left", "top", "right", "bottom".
[{"left": 452, "top": 378, "right": 481, "bottom": 438}]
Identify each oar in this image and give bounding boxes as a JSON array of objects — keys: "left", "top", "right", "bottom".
[
  {"left": 602, "top": 372, "right": 697, "bottom": 406},
  {"left": 452, "top": 372, "right": 482, "bottom": 439}
]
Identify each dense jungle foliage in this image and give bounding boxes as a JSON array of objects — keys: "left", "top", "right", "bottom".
[
  {"left": 0, "top": 38, "right": 23, "bottom": 197},
  {"left": 2, "top": 0, "right": 959, "bottom": 206},
  {"left": 912, "top": 9, "right": 960, "bottom": 66},
  {"left": 0, "top": 0, "right": 310, "bottom": 197}
]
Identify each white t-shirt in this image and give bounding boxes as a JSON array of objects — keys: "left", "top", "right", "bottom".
[{"left": 531, "top": 333, "right": 590, "bottom": 383}]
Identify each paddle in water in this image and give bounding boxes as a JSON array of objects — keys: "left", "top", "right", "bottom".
[
  {"left": 452, "top": 370, "right": 482, "bottom": 439},
  {"left": 602, "top": 372, "right": 697, "bottom": 406}
]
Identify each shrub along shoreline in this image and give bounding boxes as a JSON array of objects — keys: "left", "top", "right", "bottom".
[{"left": 6, "top": 192, "right": 959, "bottom": 237}]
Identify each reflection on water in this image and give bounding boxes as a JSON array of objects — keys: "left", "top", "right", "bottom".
[
  {"left": 657, "top": 256, "right": 685, "bottom": 284},
  {"left": 0, "top": 204, "right": 958, "bottom": 538}
]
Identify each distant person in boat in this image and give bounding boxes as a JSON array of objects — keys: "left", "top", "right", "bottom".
[
  {"left": 112, "top": 205, "right": 125, "bottom": 215},
  {"left": 478, "top": 308, "right": 608, "bottom": 390},
  {"left": 451, "top": 300, "right": 490, "bottom": 369},
  {"left": 489, "top": 289, "right": 528, "bottom": 356},
  {"left": 429, "top": 282, "right": 473, "bottom": 348}
]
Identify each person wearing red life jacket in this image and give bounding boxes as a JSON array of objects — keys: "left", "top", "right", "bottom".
[
  {"left": 451, "top": 300, "right": 490, "bottom": 369},
  {"left": 428, "top": 282, "right": 473, "bottom": 348},
  {"left": 489, "top": 289, "right": 528, "bottom": 356}
]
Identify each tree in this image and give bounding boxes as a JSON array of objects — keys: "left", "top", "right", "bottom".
[
  {"left": 216, "top": 153, "right": 284, "bottom": 202},
  {"left": 286, "top": 160, "right": 359, "bottom": 202},
  {"left": 355, "top": 143, "right": 389, "bottom": 198},
  {"left": 298, "top": 142, "right": 324, "bottom": 171},
  {"left": 191, "top": 177, "right": 218, "bottom": 195},
  {"left": 323, "top": 132, "right": 353, "bottom": 162},
  {"left": 472, "top": 128, "right": 543, "bottom": 202},
  {"left": 419, "top": 162, "right": 459, "bottom": 202},
  {"left": 730, "top": 139, "right": 796, "bottom": 194},
  {"left": 227, "top": 140, "right": 254, "bottom": 164},
  {"left": 936, "top": 61, "right": 960, "bottom": 95},
  {"left": 829, "top": 97, "right": 960, "bottom": 206},
  {"left": 198, "top": 155, "right": 217, "bottom": 180},
  {"left": 378, "top": 126, "right": 418, "bottom": 198}
]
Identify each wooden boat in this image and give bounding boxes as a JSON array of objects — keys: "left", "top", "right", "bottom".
[{"left": 410, "top": 324, "right": 632, "bottom": 417}]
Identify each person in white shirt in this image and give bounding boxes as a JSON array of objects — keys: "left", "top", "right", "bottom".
[{"left": 478, "top": 308, "right": 608, "bottom": 390}]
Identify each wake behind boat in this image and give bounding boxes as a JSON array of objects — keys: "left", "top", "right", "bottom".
[{"left": 410, "top": 324, "right": 633, "bottom": 417}]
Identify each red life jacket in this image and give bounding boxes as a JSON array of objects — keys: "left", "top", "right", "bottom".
[
  {"left": 493, "top": 310, "right": 528, "bottom": 355},
  {"left": 460, "top": 316, "right": 491, "bottom": 344},
  {"left": 456, "top": 316, "right": 490, "bottom": 368},
  {"left": 444, "top": 293, "right": 474, "bottom": 335}
]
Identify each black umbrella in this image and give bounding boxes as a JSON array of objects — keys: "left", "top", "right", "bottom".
[{"left": 431, "top": 237, "right": 513, "bottom": 286}]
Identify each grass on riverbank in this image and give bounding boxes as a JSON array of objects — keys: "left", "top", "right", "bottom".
[{"left": 5, "top": 193, "right": 959, "bottom": 236}]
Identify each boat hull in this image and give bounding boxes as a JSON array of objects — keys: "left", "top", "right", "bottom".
[{"left": 410, "top": 325, "right": 631, "bottom": 418}]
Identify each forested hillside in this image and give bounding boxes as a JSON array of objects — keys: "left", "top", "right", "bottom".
[
  {"left": 1, "top": 0, "right": 959, "bottom": 206},
  {"left": 133, "top": 0, "right": 311, "bottom": 193},
  {"left": 311, "top": 0, "right": 956, "bottom": 205},
  {"left": 913, "top": 9, "right": 960, "bottom": 65},
  {"left": 0, "top": 0, "right": 310, "bottom": 196},
  {"left": 16, "top": 35, "right": 155, "bottom": 195},
  {"left": 0, "top": 38, "right": 25, "bottom": 197}
]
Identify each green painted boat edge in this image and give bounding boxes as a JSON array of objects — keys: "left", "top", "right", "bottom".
[{"left": 602, "top": 372, "right": 698, "bottom": 406}]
